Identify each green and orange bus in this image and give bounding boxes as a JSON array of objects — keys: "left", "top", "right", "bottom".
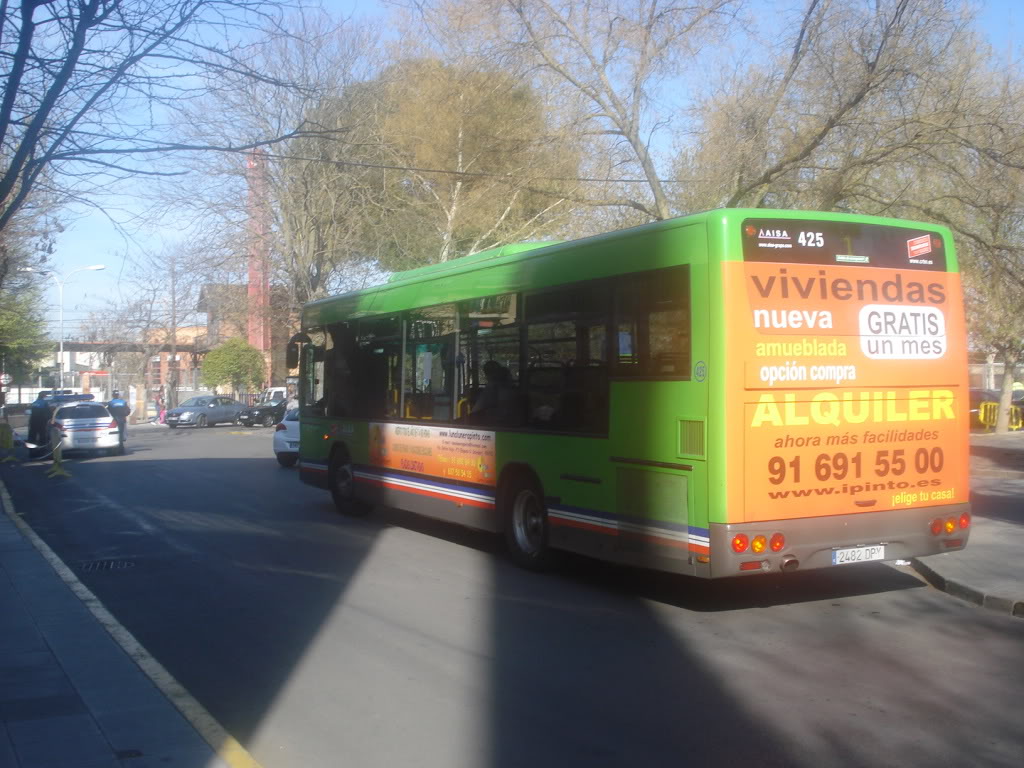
[{"left": 291, "top": 208, "right": 971, "bottom": 578}]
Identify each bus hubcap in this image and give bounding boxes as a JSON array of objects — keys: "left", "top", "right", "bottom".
[
  {"left": 333, "top": 464, "right": 353, "bottom": 498},
  {"left": 512, "top": 489, "right": 544, "bottom": 555}
]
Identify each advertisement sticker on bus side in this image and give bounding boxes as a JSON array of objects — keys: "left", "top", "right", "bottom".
[
  {"left": 368, "top": 422, "right": 497, "bottom": 486},
  {"left": 725, "top": 219, "right": 970, "bottom": 523}
]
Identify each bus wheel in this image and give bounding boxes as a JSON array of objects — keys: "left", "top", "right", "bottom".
[
  {"left": 329, "top": 451, "right": 369, "bottom": 517},
  {"left": 503, "top": 474, "right": 553, "bottom": 570}
]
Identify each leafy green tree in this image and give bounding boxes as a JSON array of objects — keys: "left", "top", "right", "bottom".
[
  {"left": 378, "top": 59, "right": 577, "bottom": 265},
  {"left": 201, "top": 337, "right": 266, "bottom": 396},
  {"left": 0, "top": 286, "right": 50, "bottom": 381}
]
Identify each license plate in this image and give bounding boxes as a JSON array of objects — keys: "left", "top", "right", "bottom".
[{"left": 832, "top": 545, "right": 885, "bottom": 565}]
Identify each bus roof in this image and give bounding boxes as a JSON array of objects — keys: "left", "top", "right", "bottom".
[
  {"left": 302, "top": 208, "right": 957, "bottom": 326},
  {"left": 384, "top": 242, "right": 558, "bottom": 285}
]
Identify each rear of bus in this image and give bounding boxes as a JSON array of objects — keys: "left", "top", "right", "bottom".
[{"left": 712, "top": 211, "right": 970, "bottom": 577}]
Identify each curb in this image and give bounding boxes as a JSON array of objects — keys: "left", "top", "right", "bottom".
[
  {"left": 910, "top": 557, "right": 1024, "bottom": 618},
  {"left": 0, "top": 477, "right": 266, "bottom": 768}
]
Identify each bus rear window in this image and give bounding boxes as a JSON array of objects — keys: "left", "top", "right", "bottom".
[{"left": 741, "top": 219, "right": 947, "bottom": 271}]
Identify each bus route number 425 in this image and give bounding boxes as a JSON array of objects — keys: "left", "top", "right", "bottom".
[
  {"left": 832, "top": 545, "right": 885, "bottom": 565},
  {"left": 798, "top": 231, "right": 824, "bottom": 247}
]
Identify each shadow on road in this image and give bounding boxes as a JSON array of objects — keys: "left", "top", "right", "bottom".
[{"left": 3, "top": 436, "right": 1021, "bottom": 768}]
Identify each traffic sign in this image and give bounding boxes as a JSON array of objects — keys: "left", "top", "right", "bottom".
[{"left": 0, "top": 373, "right": 11, "bottom": 386}]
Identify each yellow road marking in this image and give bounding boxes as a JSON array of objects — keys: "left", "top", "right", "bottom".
[{"left": 0, "top": 478, "right": 265, "bottom": 768}]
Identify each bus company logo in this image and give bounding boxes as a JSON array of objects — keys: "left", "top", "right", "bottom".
[
  {"left": 758, "top": 229, "right": 791, "bottom": 240},
  {"left": 906, "top": 235, "right": 933, "bottom": 264}
]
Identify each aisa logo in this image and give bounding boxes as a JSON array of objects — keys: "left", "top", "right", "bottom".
[{"left": 759, "top": 229, "right": 790, "bottom": 240}]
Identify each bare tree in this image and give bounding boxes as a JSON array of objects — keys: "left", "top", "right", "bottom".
[
  {"left": 81, "top": 241, "right": 206, "bottom": 411},
  {"left": 0, "top": 0, "right": 313, "bottom": 286},
  {"left": 149, "top": 7, "right": 387, "bottom": 315},
  {"left": 676, "top": 0, "right": 979, "bottom": 213},
  {"left": 432, "top": 0, "right": 740, "bottom": 221}
]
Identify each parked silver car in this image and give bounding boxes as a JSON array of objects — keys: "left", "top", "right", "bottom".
[
  {"left": 52, "top": 401, "right": 123, "bottom": 455},
  {"left": 165, "top": 396, "right": 244, "bottom": 428}
]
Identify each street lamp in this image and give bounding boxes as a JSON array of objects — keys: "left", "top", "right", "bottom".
[{"left": 19, "top": 264, "right": 106, "bottom": 390}]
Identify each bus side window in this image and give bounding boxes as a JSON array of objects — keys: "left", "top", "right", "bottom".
[
  {"left": 355, "top": 316, "right": 402, "bottom": 419},
  {"left": 525, "top": 282, "right": 610, "bottom": 432},
  {"left": 613, "top": 266, "right": 690, "bottom": 378},
  {"left": 405, "top": 304, "right": 457, "bottom": 422},
  {"left": 302, "top": 329, "right": 327, "bottom": 417},
  {"left": 458, "top": 294, "right": 522, "bottom": 427},
  {"left": 326, "top": 323, "right": 357, "bottom": 417}
]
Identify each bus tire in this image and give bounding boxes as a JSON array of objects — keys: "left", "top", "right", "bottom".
[
  {"left": 502, "top": 472, "right": 554, "bottom": 570},
  {"left": 329, "top": 449, "right": 369, "bottom": 517}
]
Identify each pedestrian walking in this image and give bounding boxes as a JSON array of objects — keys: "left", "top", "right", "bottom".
[{"left": 108, "top": 390, "right": 130, "bottom": 446}]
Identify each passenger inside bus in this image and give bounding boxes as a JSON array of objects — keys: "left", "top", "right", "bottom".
[{"left": 469, "top": 360, "right": 517, "bottom": 425}]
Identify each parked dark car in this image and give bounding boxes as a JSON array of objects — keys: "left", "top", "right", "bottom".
[
  {"left": 238, "top": 397, "right": 287, "bottom": 428},
  {"left": 165, "top": 396, "right": 244, "bottom": 428}
]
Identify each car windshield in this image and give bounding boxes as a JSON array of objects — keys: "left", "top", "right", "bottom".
[
  {"left": 180, "top": 397, "right": 211, "bottom": 407},
  {"left": 284, "top": 408, "right": 299, "bottom": 421},
  {"left": 57, "top": 404, "right": 109, "bottom": 419}
]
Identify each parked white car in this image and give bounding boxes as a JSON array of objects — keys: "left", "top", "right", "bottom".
[{"left": 272, "top": 408, "right": 299, "bottom": 467}]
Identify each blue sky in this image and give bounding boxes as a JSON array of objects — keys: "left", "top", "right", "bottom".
[{"left": 39, "top": 0, "right": 1024, "bottom": 337}]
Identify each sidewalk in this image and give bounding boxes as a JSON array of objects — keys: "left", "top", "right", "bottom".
[
  {"left": 0, "top": 480, "right": 239, "bottom": 768},
  {"left": 908, "top": 431, "right": 1024, "bottom": 618}
]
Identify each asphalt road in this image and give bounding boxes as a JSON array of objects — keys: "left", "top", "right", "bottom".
[{"left": 3, "top": 424, "right": 1023, "bottom": 768}]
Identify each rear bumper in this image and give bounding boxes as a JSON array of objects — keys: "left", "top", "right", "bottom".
[
  {"left": 709, "top": 503, "right": 971, "bottom": 578},
  {"left": 62, "top": 431, "right": 121, "bottom": 451}
]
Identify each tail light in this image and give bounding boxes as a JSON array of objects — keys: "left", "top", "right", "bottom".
[
  {"left": 53, "top": 421, "right": 65, "bottom": 433},
  {"left": 751, "top": 535, "right": 767, "bottom": 554},
  {"left": 769, "top": 533, "right": 785, "bottom": 552},
  {"left": 275, "top": 423, "right": 286, "bottom": 431},
  {"left": 109, "top": 420, "right": 118, "bottom": 429},
  {"left": 731, "top": 534, "right": 749, "bottom": 553},
  {"left": 930, "top": 515, "right": 969, "bottom": 536}
]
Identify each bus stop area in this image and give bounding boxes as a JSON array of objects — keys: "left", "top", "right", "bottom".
[{"left": 0, "top": 429, "right": 1021, "bottom": 767}]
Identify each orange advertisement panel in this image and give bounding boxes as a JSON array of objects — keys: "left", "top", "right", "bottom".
[
  {"left": 368, "top": 423, "right": 497, "bottom": 486},
  {"left": 724, "top": 231, "right": 969, "bottom": 524}
]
